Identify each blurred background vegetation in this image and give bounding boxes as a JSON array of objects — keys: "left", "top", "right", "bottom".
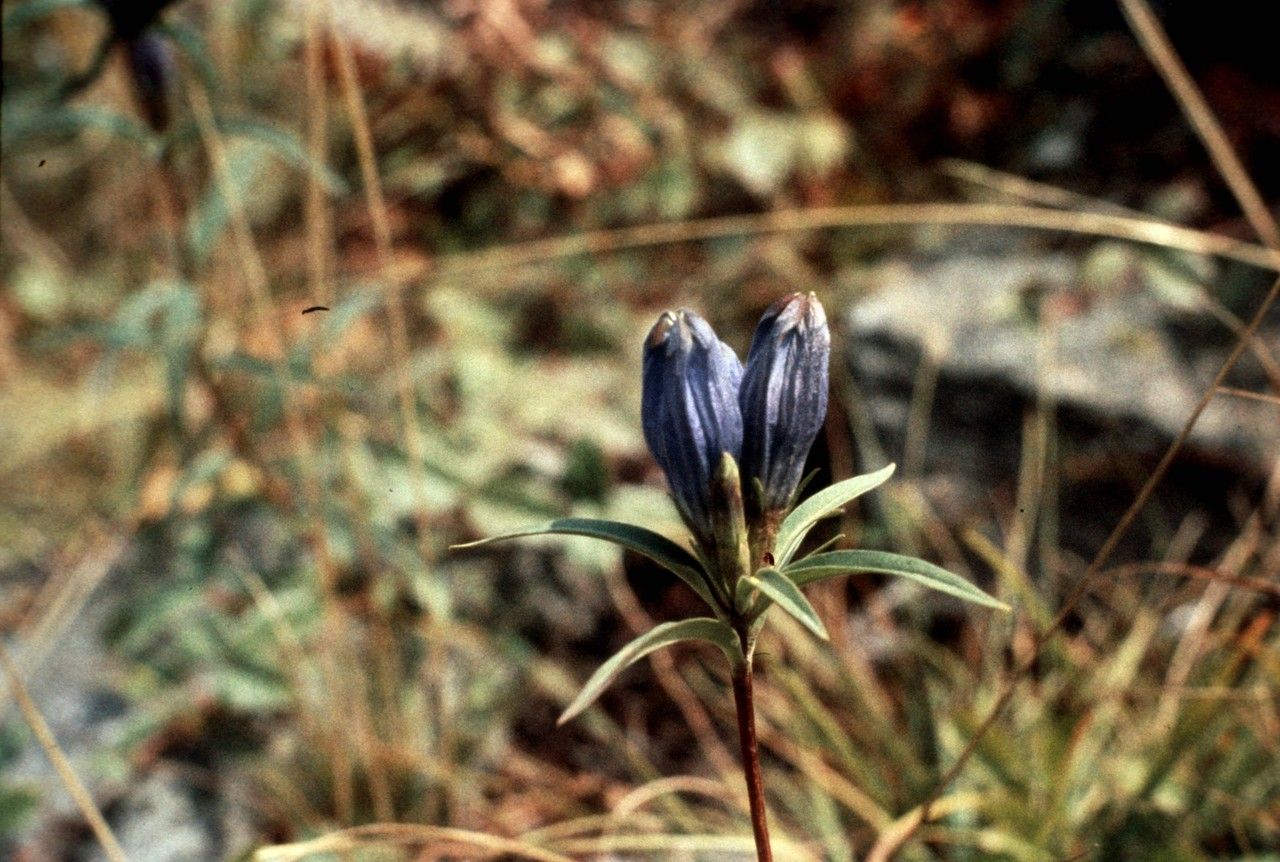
[{"left": 1, "top": 0, "right": 1277, "bottom": 860}]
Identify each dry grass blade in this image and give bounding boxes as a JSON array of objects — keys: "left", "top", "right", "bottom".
[
  {"left": 402, "top": 204, "right": 1280, "bottom": 291},
  {"left": 1217, "top": 386, "right": 1280, "bottom": 407},
  {"left": 0, "top": 641, "right": 129, "bottom": 862},
  {"left": 252, "top": 823, "right": 576, "bottom": 862},
  {"left": 608, "top": 775, "right": 739, "bottom": 820},
  {"left": 1118, "top": 0, "right": 1280, "bottom": 249},
  {"left": 329, "top": 29, "right": 432, "bottom": 526},
  {"left": 866, "top": 792, "right": 986, "bottom": 862},
  {"left": 939, "top": 158, "right": 1142, "bottom": 217},
  {"left": 549, "top": 833, "right": 819, "bottom": 858},
  {"left": 938, "top": 156, "right": 1280, "bottom": 381},
  {"left": 328, "top": 26, "right": 457, "bottom": 820},
  {"left": 1106, "top": 561, "right": 1280, "bottom": 598},
  {"left": 186, "top": 80, "right": 357, "bottom": 821},
  {"left": 303, "top": 0, "right": 333, "bottom": 307}
]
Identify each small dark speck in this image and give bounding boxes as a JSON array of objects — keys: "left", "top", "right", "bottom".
[
  {"left": 301, "top": 305, "right": 329, "bottom": 315},
  {"left": 762, "top": 552, "right": 775, "bottom": 566},
  {"left": 38, "top": 159, "right": 46, "bottom": 167}
]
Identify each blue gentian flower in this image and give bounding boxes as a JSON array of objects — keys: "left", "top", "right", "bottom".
[
  {"left": 642, "top": 310, "right": 744, "bottom": 543},
  {"left": 739, "top": 292, "right": 830, "bottom": 512}
]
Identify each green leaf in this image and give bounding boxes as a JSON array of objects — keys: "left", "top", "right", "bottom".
[
  {"left": 784, "top": 550, "right": 1009, "bottom": 611},
  {"left": 317, "top": 288, "right": 381, "bottom": 341},
  {"left": 184, "top": 138, "right": 266, "bottom": 264},
  {"left": 559, "top": 618, "right": 740, "bottom": 724},
  {"left": 215, "top": 117, "right": 348, "bottom": 194},
  {"left": 774, "top": 464, "right": 896, "bottom": 567},
  {"left": 734, "top": 575, "right": 755, "bottom": 614},
  {"left": 745, "top": 566, "right": 829, "bottom": 640},
  {"left": 159, "top": 283, "right": 201, "bottom": 427},
  {"left": 155, "top": 21, "right": 220, "bottom": 93},
  {"left": 3, "top": 0, "right": 90, "bottom": 31},
  {"left": 452, "top": 517, "right": 717, "bottom": 609},
  {"left": 207, "top": 665, "right": 290, "bottom": 712},
  {"left": 1, "top": 105, "right": 156, "bottom": 152},
  {"left": 167, "top": 116, "right": 347, "bottom": 194}
]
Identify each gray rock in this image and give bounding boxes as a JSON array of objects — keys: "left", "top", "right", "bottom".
[
  {"left": 4, "top": 585, "right": 130, "bottom": 825},
  {"left": 845, "top": 253, "right": 1277, "bottom": 475},
  {"left": 81, "top": 770, "right": 216, "bottom": 862},
  {"left": 842, "top": 252, "right": 1278, "bottom": 561}
]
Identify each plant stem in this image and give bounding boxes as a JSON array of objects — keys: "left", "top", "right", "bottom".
[{"left": 731, "top": 649, "right": 773, "bottom": 862}]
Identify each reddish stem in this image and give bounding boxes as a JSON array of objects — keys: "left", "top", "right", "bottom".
[{"left": 731, "top": 654, "right": 773, "bottom": 862}]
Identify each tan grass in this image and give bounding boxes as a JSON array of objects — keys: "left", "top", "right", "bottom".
[
  {"left": 1217, "top": 386, "right": 1280, "bottom": 407},
  {"left": 303, "top": 1, "right": 333, "bottom": 308},
  {"left": 1118, "top": 0, "right": 1280, "bottom": 249},
  {"left": 896, "top": 274, "right": 1280, "bottom": 858},
  {"left": 328, "top": 27, "right": 457, "bottom": 822},
  {"left": 410, "top": 204, "right": 1280, "bottom": 285},
  {"left": 878, "top": 1, "right": 1280, "bottom": 851},
  {"left": 0, "top": 640, "right": 128, "bottom": 862},
  {"left": 0, "top": 537, "right": 125, "bottom": 719},
  {"left": 253, "top": 823, "right": 576, "bottom": 862},
  {"left": 186, "top": 80, "right": 358, "bottom": 822}
]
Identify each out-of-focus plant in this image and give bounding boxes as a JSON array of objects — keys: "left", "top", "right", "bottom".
[{"left": 458, "top": 292, "right": 1009, "bottom": 860}]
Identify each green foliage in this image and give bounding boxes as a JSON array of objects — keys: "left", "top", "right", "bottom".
[
  {"left": 744, "top": 566, "right": 829, "bottom": 640},
  {"left": 472, "top": 463, "right": 1004, "bottom": 760},
  {"left": 2, "top": 1, "right": 1275, "bottom": 858},
  {"left": 455, "top": 516, "right": 717, "bottom": 609},
  {"left": 785, "top": 550, "right": 1010, "bottom": 610},
  {"left": 558, "top": 618, "right": 740, "bottom": 725},
  {"left": 1, "top": 0, "right": 90, "bottom": 33},
  {"left": 0, "top": 723, "right": 40, "bottom": 839},
  {"left": 774, "top": 463, "right": 897, "bottom": 567},
  {"left": 0, "top": 104, "right": 158, "bottom": 152}
]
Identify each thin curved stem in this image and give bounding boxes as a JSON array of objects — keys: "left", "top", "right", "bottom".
[
  {"left": 403, "top": 203, "right": 1280, "bottom": 287},
  {"left": 731, "top": 643, "right": 773, "bottom": 862}
]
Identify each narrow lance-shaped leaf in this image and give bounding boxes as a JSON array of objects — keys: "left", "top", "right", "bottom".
[
  {"left": 744, "top": 566, "right": 829, "bottom": 640},
  {"left": 784, "top": 550, "right": 1009, "bottom": 611},
  {"left": 773, "top": 463, "right": 896, "bottom": 567},
  {"left": 451, "top": 517, "right": 718, "bottom": 609},
  {"left": 559, "top": 618, "right": 741, "bottom": 725}
]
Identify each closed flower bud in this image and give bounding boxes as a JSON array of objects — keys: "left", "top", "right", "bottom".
[
  {"left": 739, "top": 292, "right": 830, "bottom": 512},
  {"left": 642, "top": 310, "right": 744, "bottom": 544}
]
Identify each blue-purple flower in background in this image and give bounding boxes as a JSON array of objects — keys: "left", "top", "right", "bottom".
[{"left": 125, "top": 32, "right": 173, "bottom": 131}]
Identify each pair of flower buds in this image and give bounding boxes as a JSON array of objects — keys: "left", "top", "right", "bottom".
[{"left": 642, "top": 293, "right": 829, "bottom": 562}]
